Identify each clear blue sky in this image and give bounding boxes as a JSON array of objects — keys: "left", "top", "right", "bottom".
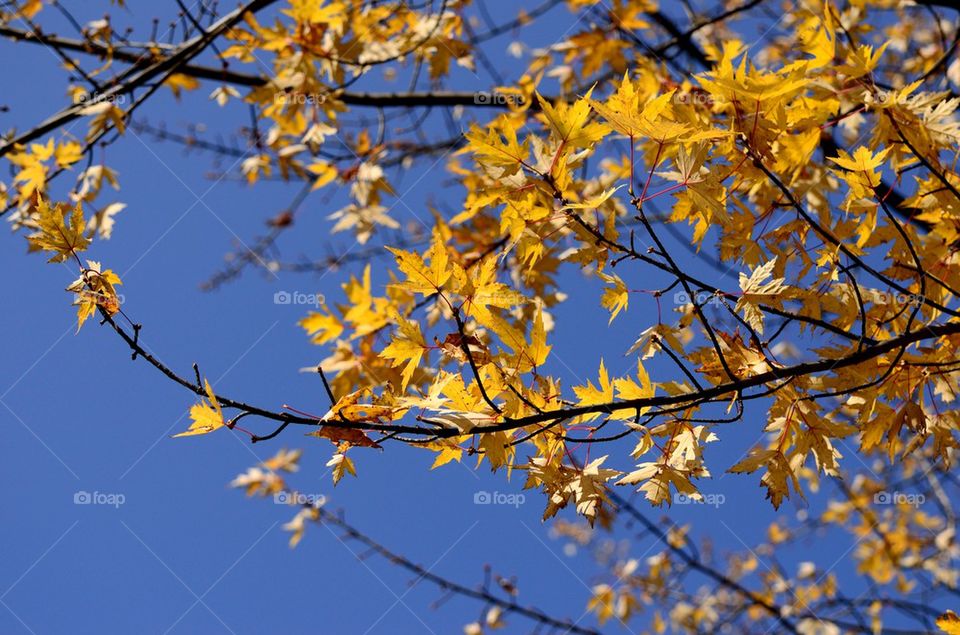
[{"left": 0, "top": 2, "right": 929, "bottom": 633}]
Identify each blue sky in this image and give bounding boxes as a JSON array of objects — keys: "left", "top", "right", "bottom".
[{"left": 0, "top": 2, "right": 939, "bottom": 633}]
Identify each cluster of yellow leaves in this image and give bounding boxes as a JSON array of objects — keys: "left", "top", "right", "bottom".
[
  {"left": 729, "top": 389, "right": 861, "bottom": 508},
  {"left": 307, "top": 387, "right": 401, "bottom": 485},
  {"left": 213, "top": 0, "right": 476, "bottom": 243},
  {"left": 463, "top": 606, "right": 506, "bottom": 634},
  {"left": 7, "top": 138, "right": 82, "bottom": 203},
  {"left": 572, "top": 359, "right": 655, "bottom": 422},
  {"left": 81, "top": 100, "right": 126, "bottom": 142},
  {"left": 526, "top": 455, "right": 619, "bottom": 525},
  {"left": 819, "top": 467, "right": 956, "bottom": 592},
  {"left": 230, "top": 448, "right": 324, "bottom": 547},
  {"left": 587, "top": 583, "right": 641, "bottom": 626},
  {"left": 296, "top": 30, "right": 960, "bottom": 519},
  {"left": 231, "top": 448, "right": 301, "bottom": 497},
  {"left": 735, "top": 257, "right": 787, "bottom": 334},
  {"left": 19, "top": 0, "right": 960, "bottom": 534},
  {"left": 617, "top": 419, "right": 717, "bottom": 507},
  {"left": 66, "top": 261, "right": 123, "bottom": 331},
  {"left": 26, "top": 197, "right": 124, "bottom": 331}
]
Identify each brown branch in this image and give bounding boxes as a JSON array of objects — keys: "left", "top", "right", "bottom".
[
  {"left": 282, "top": 499, "right": 603, "bottom": 635},
  {"left": 0, "top": 0, "right": 282, "bottom": 158},
  {"left": 747, "top": 142, "right": 960, "bottom": 319},
  {"left": 483, "top": 319, "right": 960, "bottom": 431},
  {"left": 0, "top": 25, "right": 520, "bottom": 110},
  {"left": 98, "top": 284, "right": 960, "bottom": 439},
  {"left": 609, "top": 490, "right": 798, "bottom": 633}
]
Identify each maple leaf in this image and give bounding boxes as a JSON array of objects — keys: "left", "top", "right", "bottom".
[
  {"left": 437, "top": 333, "right": 491, "bottom": 366},
  {"left": 9, "top": 148, "right": 49, "bottom": 198},
  {"left": 307, "top": 160, "right": 338, "bottom": 190},
  {"left": 66, "top": 260, "right": 123, "bottom": 331},
  {"left": 572, "top": 360, "right": 615, "bottom": 422},
  {"left": 464, "top": 120, "right": 530, "bottom": 177},
  {"left": 613, "top": 358, "right": 655, "bottom": 418},
  {"left": 329, "top": 203, "right": 399, "bottom": 245},
  {"left": 617, "top": 462, "right": 702, "bottom": 507},
  {"left": 627, "top": 323, "right": 687, "bottom": 360},
  {"left": 74, "top": 164, "right": 119, "bottom": 202},
  {"left": 54, "top": 140, "right": 83, "bottom": 168},
  {"left": 658, "top": 143, "right": 727, "bottom": 225},
  {"left": 526, "top": 455, "right": 620, "bottom": 524},
  {"left": 173, "top": 380, "right": 226, "bottom": 438},
  {"left": 164, "top": 73, "right": 200, "bottom": 99},
  {"left": 387, "top": 232, "right": 451, "bottom": 296},
  {"left": 421, "top": 438, "right": 466, "bottom": 469},
  {"left": 261, "top": 448, "right": 302, "bottom": 473},
  {"left": 427, "top": 408, "right": 498, "bottom": 432},
  {"left": 728, "top": 449, "right": 800, "bottom": 509},
  {"left": 299, "top": 307, "right": 344, "bottom": 344},
  {"left": 937, "top": 611, "right": 960, "bottom": 635},
  {"left": 209, "top": 85, "right": 240, "bottom": 107},
  {"left": 27, "top": 198, "right": 91, "bottom": 262},
  {"left": 457, "top": 256, "right": 527, "bottom": 328},
  {"left": 478, "top": 430, "right": 515, "bottom": 470},
  {"left": 88, "top": 202, "right": 125, "bottom": 240},
  {"left": 230, "top": 467, "right": 284, "bottom": 497},
  {"left": 837, "top": 42, "right": 889, "bottom": 79},
  {"left": 308, "top": 390, "right": 384, "bottom": 448},
  {"left": 829, "top": 146, "right": 891, "bottom": 205},
  {"left": 317, "top": 387, "right": 404, "bottom": 428},
  {"left": 327, "top": 445, "right": 357, "bottom": 485},
  {"left": 589, "top": 76, "right": 690, "bottom": 142},
  {"left": 564, "top": 185, "right": 623, "bottom": 210},
  {"left": 796, "top": 10, "right": 835, "bottom": 70},
  {"left": 536, "top": 89, "right": 608, "bottom": 151},
  {"left": 598, "top": 272, "right": 629, "bottom": 324},
  {"left": 861, "top": 400, "right": 928, "bottom": 462},
  {"left": 735, "top": 257, "right": 786, "bottom": 334},
  {"left": 528, "top": 307, "right": 551, "bottom": 368},
  {"left": 569, "top": 455, "right": 620, "bottom": 521},
  {"left": 283, "top": 507, "right": 320, "bottom": 548},
  {"left": 282, "top": 0, "right": 346, "bottom": 29},
  {"left": 81, "top": 101, "right": 126, "bottom": 140},
  {"left": 586, "top": 72, "right": 644, "bottom": 137},
  {"left": 18, "top": 0, "right": 42, "bottom": 18},
  {"left": 587, "top": 584, "right": 639, "bottom": 625},
  {"left": 310, "top": 426, "right": 381, "bottom": 448},
  {"left": 380, "top": 315, "right": 427, "bottom": 391}
]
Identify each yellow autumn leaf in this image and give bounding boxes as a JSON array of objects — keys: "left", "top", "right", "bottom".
[
  {"left": 173, "top": 380, "right": 226, "bottom": 438},
  {"left": 380, "top": 315, "right": 426, "bottom": 391},
  {"left": 938, "top": 611, "right": 960, "bottom": 635},
  {"left": 27, "top": 197, "right": 91, "bottom": 263}
]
